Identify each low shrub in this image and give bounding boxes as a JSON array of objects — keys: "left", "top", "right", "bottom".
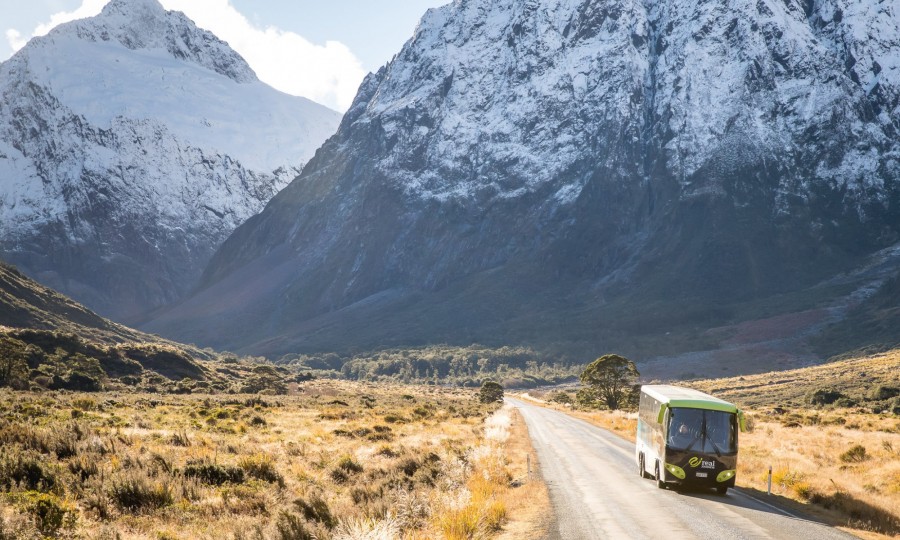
[
  {"left": 9, "top": 491, "right": 76, "bottom": 537},
  {"left": 108, "top": 473, "right": 173, "bottom": 512},
  {"left": 549, "top": 391, "right": 573, "bottom": 405},
  {"left": 834, "top": 397, "right": 859, "bottom": 408},
  {"left": 0, "top": 450, "right": 57, "bottom": 492},
  {"left": 183, "top": 462, "right": 245, "bottom": 485},
  {"left": 840, "top": 445, "right": 868, "bottom": 463},
  {"left": 870, "top": 386, "right": 900, "bottom": 401},
  {"left": 238, "top": 454, "right": 283, "bottom": 486},
  {"left": 51, "top": 371, "right": 102, "bottom": 392},
  {"left": 333, "top": 456, "right": 363, "bottom": 481},
  {"left": 808, "top": 388, "right": 844, "bottom": 406}
]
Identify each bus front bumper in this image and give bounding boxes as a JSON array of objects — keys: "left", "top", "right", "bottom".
[{"left": 663, "top": 463, "right": 736, "bottom": 487}]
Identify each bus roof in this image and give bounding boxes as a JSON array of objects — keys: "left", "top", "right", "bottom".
[{"left": 641, "top": 385, "right": 738, "bottom": 414}]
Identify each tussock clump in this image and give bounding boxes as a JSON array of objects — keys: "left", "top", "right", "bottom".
[
  {"left": 292, "top": 494, "right": 335, "bottom": 528},
  {"left": 168, "top": 430, "right": 190, "bottom": 447},
  {"left": 375, "top": 445, "right": 398, "bottom": 458},
  {"left": 274, "top": 511, "right": 319, "bottom": 540},
  {"left": 108, "top": 473, "right": 173, "bottom": 512},
  {"left": 239, "top": 454, "right": 283, "bottom": 486},
  {"left": 183, "top": 461, "right": 245, "bottom": 485},
  {"left": 840, "top": 445, "right": 868, "bottom": 463},
  {"left": 336, "top": 456, "right": 363, "bottom": 474}
]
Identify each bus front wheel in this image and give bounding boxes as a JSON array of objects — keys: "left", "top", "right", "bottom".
[
  {"left": 717, "top": 485, "right": 729, "bottom": 495},
  {"left": 655, "top": 462, "right": 665, "bottom": 489},
  {"left": 638, "top": 454, "right": 647, "bottom": 479}
]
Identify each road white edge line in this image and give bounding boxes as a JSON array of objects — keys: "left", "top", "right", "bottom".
[{"left": 732, "top": 488, "right": 807, "bottom": 520}]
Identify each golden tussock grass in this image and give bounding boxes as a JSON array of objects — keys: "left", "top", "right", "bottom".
[{"left": 0, "top": 380, "right": 527, "bottom": 539}]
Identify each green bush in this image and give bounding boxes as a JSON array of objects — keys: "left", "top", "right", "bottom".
[
  {"left": 834, "top": 396, "right": 858, "bottom": 408},
  {"left": 870, "top": 386, "right": 900, "bottom": 400},
  {"left": 807, "top": 388, "right": 844, "bottom": 406},
  {"left": 0, "top": 451, "right": 57, "bottom": 492},
  {"left": 51, "top": 371, "right": 103, "bottom": 392},
  {"left": 549, "top": 391, "right": 573, "bottom": 405},
  {"left": 183, "top": 462, "right": 245, "bottom": 485},
  {"left": 9, "top": 491, "right": 76, "bottom": 537},
  {"left": 478, "top": 381, "right": 504, "bottom": 403}
]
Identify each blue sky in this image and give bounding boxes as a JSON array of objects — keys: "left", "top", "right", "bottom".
[{"left": 1, "top": 0, "right": 449, "bottom": 111}]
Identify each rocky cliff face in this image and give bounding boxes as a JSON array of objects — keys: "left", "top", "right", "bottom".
[
  {"left": 0, "top": 0, "right": 341, "bottom": 321},
  {"left": 145, "top": 0, "right": 899, "bottom": 356}
]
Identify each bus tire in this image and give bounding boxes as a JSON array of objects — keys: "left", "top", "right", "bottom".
[
  {"left": 655, "top": 462, "right": 665, "bottom": 489},
  {"left": 717, "top": 486, "right": 728, "bottom": 495}
]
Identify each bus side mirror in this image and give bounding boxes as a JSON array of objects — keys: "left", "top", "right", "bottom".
[
  {"left": 737, "top": 410, "right": 747, "bottom": 432},
  {"left": 657, "top": 404, "right": 668, "bottom": 424}
]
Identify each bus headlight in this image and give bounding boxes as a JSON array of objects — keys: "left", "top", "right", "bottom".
[
  {"left": 664, "top": 463, "right": 686, "bottom": 479},
  {"left": 716, "top": 470, "right": 736, "bottom": 483}
]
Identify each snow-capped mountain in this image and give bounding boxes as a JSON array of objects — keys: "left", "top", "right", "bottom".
[
  {"left": 0, "top": 0, "right": 341, "bottom": 320},
  {"left": 145, "top": 0, "right": 899, "bottom": 356}
]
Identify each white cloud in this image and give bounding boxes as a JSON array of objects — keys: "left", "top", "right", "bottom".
[
  {"left": 5, "top": 29, "right": 26, "bottom": 52},
  {"left": 4, "top": 0, "right": 365, "bottom": 111}
]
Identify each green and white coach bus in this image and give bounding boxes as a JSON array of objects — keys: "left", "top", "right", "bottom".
[{"left": 636, "top": 385, "right": 746, "bottom": 494}]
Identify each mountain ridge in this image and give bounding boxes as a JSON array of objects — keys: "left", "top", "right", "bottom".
[{"left": 144, "top": 0, "right": 897, "bottom": 360}]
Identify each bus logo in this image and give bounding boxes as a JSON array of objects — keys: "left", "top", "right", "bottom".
[{"left": 688, "top": 457, "right": 701, "bottom": 468}]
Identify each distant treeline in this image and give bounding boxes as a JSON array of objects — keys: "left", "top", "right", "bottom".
[{"left": 280, "top": 344, "right": 582, "bottom": 388}]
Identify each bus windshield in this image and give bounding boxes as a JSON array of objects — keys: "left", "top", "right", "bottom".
[{"left": 667, "top": 408, "right": 736, "bottom": 454}]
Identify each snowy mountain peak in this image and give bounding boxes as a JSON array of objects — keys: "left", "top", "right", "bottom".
[
  {"left": 101, "top": 0, "right": 166, "bottom": 19},
  {"left": 44, "top": 0, "right": 257, "bottom": 84},
  {"left": 0, "top": 0, "right": 342, "bottom": 320},
  {"left": 102, "top": 0, "right": 166, "bottom": 16}
]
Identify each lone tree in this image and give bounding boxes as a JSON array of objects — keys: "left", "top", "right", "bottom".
[
  {"left": 479, "top": 380, "right": 504, "bottom": 403},
  {"left": 0, "top": 336, "right": 29, "bottom": 389},
  {"left": 579, "top": 354, "right": 639, "bottom": 410}
]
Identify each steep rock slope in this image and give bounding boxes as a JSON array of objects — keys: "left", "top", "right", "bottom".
[
  {"left": 0, "top": 0, "right": 341, "bottom": 320},
  {"left": 146, "top": 0, "right": 899, "bottom": 356}
]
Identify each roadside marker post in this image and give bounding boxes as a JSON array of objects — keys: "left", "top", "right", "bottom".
[{"left": 767, "top": 466, "right": 772, "bottom": 496}]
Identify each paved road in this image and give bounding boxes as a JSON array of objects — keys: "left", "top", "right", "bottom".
[{"left": 508, "top": 398, "right": 857, "bottom": 540}]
